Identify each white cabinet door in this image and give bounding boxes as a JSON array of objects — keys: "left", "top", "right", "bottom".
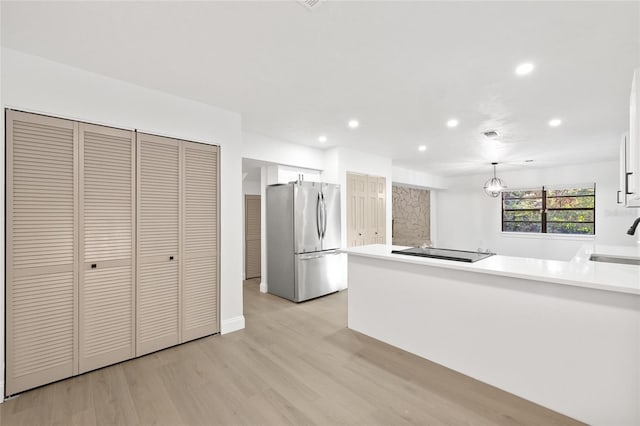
[
  {"left": 628, "top": 68, "right": 640, "bottom": 207},
  {"left": 619, "top": 133, "right": 629, "bottom": 206}
]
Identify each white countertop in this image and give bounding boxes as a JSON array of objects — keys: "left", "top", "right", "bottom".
[{"left": 340, "top": 244, "right": 640, "bottom": 296}]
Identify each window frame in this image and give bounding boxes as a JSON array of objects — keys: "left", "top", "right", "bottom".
[{"left": 501, "top": 185, "right": 596, "bottom": 235}]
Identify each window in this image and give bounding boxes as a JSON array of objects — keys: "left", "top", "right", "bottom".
[{"left": 502, "top": 185, "right": 595, "bottom": 235}]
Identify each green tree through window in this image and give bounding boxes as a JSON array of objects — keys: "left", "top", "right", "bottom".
[{"left": 502, "top": 185, "right": 595, "bottom": 235}]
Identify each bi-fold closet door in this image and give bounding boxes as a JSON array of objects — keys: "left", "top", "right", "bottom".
[
  {"left": 79, "top": 123, "right": 136, "bottom": 373},
  {"left": 6, "top": 111, "right": 219, "bottom": 396},
  {"left": 136, "top": 133, "right": 219, "bottom": 355},
  {"left": 5, "top": 112, "right": 136, "bottom": 395},
  {"left": 6, "top": 111, "right": 80, "bottom": 396}
]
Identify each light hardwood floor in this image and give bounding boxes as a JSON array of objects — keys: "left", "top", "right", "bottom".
[{"left": 0, "top": 279, "right": 583, "bottom": 425}]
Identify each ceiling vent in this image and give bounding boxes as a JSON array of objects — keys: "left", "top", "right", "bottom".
[
  {"left": 482, "top": 130, "right": 501, "bottom": 139},
  {"left": 297, "top": 0, "right": 326, "bottom": 11}
]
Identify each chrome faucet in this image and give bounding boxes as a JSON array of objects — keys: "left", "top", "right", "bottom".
[{"left": 627, "top": 217, "right": 640, "bottom": 235}]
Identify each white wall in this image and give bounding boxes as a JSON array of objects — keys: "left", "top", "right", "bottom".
[
  {"left": 436, "top": 161, "right": 639, "bottom": 260},
  {"left": 392, "top": 166, "right": 447, "bottom": 190},
  {"left": 277, "top": 165, "right": 322, "bottom": 184},
  {"left": 1, "top": 48, "right": 246, "bottom": 399},
  {"left": 243, "top": 131, "right": 325, "bottom": 171},
  {"left": 322, "top": 148, "right": 339, "bottom": 184},
  {"left": 243, "top": 179, "right": 261, "bottom": 196}
]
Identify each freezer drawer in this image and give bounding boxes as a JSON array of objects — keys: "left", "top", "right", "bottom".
[{"left": 294, "top": 251, "right": 345, "bottom": 302}]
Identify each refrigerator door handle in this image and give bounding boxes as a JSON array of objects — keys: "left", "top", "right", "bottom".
[
  {"left": 322, "top": 193, "right": 328, "bottom": 238},
  {"left": 299, "top": 252, "right": 341, "bottom": 261},
  {"left": 316, "top": 193, "right": 322, "bottom": 239}
]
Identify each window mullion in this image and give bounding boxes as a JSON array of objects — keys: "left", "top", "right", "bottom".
[{"left": 541, "top": 186, "right": 547, "bottom": 233}]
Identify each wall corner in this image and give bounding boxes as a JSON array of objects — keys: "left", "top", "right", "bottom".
[{"left": 220, "top": 315, "right": 245, "bottom": 334}]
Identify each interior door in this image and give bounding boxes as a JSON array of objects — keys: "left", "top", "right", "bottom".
[
  {"left": 374, "top": 176, "right": 387, "bottom": 244},
  {"left": 347, "top": 173, "right": 367, "bottom": 247},
  {"left": 79, "top": 123, "right": 135, "bottom": 373},
  {"left": 6, "top": 110, "right": 79, "bottom": 395},
  {"left": 245, "top": 195, "right": 261, "bottom": 279},
  {"left": 182, "top": 141, "right": 219, "bottom": 342},
  {"left": 136, "top": 133, "right": 181, "bottom": 356},
  {"left": 320, "top": 183, "right": 341, "bottom": 250},
  {"left": 293, "top": 182, "right": 322, "bottom": 253},
  {"left": 366, "top": 176, "right": 379, "bottom": 244}
]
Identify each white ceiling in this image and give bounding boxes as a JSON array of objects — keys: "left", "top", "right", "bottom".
[{"left": 2, "top": 1, "right": 639, "bottom": 176}]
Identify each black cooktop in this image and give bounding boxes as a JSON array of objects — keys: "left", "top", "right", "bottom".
[{"left": 391, "top": 247, "right": 495, "bottom": 263}]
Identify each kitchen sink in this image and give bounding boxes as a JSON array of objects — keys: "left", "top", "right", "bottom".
[{"left": 589, "top": 254, "right": 640, "bottom": 266}]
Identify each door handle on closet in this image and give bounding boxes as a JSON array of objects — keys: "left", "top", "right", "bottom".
[{"left": 169, "top": 256, "right": 174, "bottom": 260}]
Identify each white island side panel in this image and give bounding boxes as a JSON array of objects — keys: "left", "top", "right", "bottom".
[{"left": 347, "top": 255, "right": 640, "bottom": 426}]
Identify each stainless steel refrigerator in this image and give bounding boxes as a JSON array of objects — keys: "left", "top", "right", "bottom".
[{"left": 266, "top": 181, "right": 344, "bottom": 302}]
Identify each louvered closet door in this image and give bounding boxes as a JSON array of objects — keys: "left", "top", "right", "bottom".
[
  {"left": 79, "top": 123, "right": 135, "bottom": 373},
  {"left": 6, "top": 110, "right": 78, "bottom": 395},
  {"left": 136, "top": 133, "right": 181, "bottom": 356},
  {"left": 182, "top": 141, "right": 219, "bottom": 342},
  {"left": 245, "top": 195, "right": 261, "bottom": 279}
]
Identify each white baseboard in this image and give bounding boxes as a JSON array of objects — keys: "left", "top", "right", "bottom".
[
  {"left": 0, "top": 381, "right": 5, "bottom": 403},
  {"left": 260, "top": 281, "right": 267, "bottom": 293},
  {"left": 220, "top": 315, "right": 245, "bottom": 334}
]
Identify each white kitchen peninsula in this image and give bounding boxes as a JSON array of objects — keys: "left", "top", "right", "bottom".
[{"left": 342, "top": 244, "right": 640, "bottom": 426}]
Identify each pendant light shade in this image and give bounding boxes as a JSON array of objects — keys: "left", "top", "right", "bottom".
[{"left": 483, "top": 162, "right": 506, "bottom": 197}]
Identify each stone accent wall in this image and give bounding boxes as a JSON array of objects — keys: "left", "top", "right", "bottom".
[{"left": 392, "top": 185, "right": 431, "bottom": 247}]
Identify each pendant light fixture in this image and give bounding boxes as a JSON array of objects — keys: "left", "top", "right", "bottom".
[{"left": 483, "top": 162, "right": 506, "bottom": 197}]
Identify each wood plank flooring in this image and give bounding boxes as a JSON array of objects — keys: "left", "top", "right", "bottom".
[{"left": 0, "top": 279, "right": 583, "bottom": 425}]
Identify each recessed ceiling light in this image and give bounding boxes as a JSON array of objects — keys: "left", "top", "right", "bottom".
[
  {"left": 348, "top": 119, "right": 359, "bottom": 129},
  {"left": 548, "top": 118, "right": 562, "bottom": 127},
  {"left": 318, "top": 135, "right": 327, "bottom": 143},
  {"left": 418, "top": 145, "right": 427, "bottom": 152},
  {"left": 515, "top": 62, "right": 534, "bottom": 76},
  {"left": 446, "top": 119, "right": 459, "bottom": 128}
]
